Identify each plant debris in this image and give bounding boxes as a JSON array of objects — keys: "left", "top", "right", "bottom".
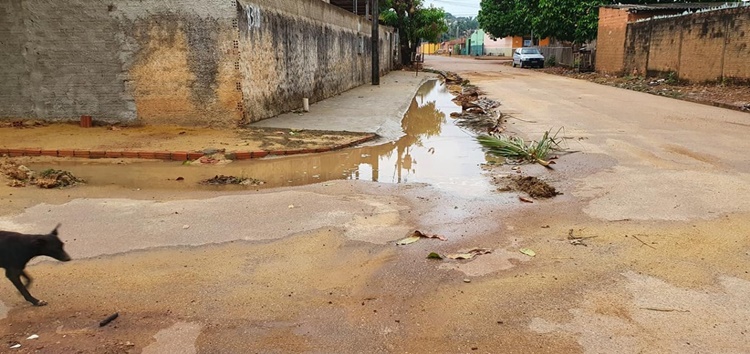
[
  {"left": 567, "top": 229, "right": 597, "bottom": 246},
  {"left": 0, "top": 159, "right": 84, "bottom": 188},
  {"left": 477, "top": 129, "right": 563, "bottom": 167},
  {"left": 446, "top": 248, "right": 492, "bottom": 260},
  {"left": 199, "top": 175, "right": 265, "bottom": 186},
  {"left": 395, "top": 230, "right": 447, "bottom": 245},
  {"left": 520, "top": 248, "right": 536, "bottom": 257},
  {"left": 427, "top": 252, "right": 443, "bottom": 260}
]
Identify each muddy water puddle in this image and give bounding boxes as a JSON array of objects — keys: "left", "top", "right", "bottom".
[{"left": 27, "top": 81, "right": 495, "bottom": 195}]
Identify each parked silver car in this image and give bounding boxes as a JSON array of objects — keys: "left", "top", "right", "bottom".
[{"left": 512, "top": 47, "right": 545, "bottom": 68}]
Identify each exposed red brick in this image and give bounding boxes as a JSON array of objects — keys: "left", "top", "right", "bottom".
[
  {"left": 187, "top": 152, "right": 204, "bottom": 160},
  {"left": 269, "top": 150, "right": 286, "bottom": 156},
  {"left": 105, "top": 151, "right": 123, "bottom": 158},
  {"left": 73, "top": 150, "right": 90, "bottom": 158},
  {"left": 138, "top": 152, "right": 156, "bottom": 159},
  {"left": 58, "top": 150, "right": 75, "bottom": 157},
  {"left": 23, "top": 149, "right": 42, "bottom": 156},
  {"left": 121, "top": 151, "right": 139, "bottom": 159},
  {"left": 153, "top": 152, "right": 171, "bottom": 160},
  {"left": 234, "top": 152, "right": 252, "bottom": 160},
  {"left": 8, "top": 149, "right": 24, "bottom": 157},
  {"left": 41, "top": 150, "right": 58, "bottom": 157},
  {"left": 285, "top": 149, "right": 305, "bottom": 155},
  {"left": 171, "top": 152, "right": 189, "bottom": 161},
  {"left": 315, "top": 147, "right": 332, "bottom": 153},
  {"left": 251, "top": 151, "right": 269, "bottom": 158},
  {"left": 0, "top": 148, "right": 8, "bottom": 155},
  {"left": 89, "top": 151, "right": 106, "bottom": 158}
]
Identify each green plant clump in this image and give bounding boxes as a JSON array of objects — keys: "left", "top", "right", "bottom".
[{"left": 477, "top": 129, "right": 562, "bottom": 167}]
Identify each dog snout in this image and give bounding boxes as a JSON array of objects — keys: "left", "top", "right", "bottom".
[{"left": 57, "top": 251, "right": 72, "bottom": 262}]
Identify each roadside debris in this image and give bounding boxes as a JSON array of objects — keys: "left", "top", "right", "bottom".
[
  {"left": 477, "top": 129, "right": 563, "bottom": 167},
  {"left": 629, "top": 234, "right": 657, "bottom": 249},
  {"left": 0, "top": 119, "right": 47, "bottom": 128},
  {"left": 9, "top": 343, "right": 20, "bottom": 349},
  {"left": 520, "top": 248, "right": 536, "bottom": 257},
  {"left": 199, "top": 175, "right": 265, "bottom": 186},
  {"left": 99, "top": 312, "right": 119, "bottom": 327},
  {"left": 35, "top": 169, "right": 84, "bottom": 188},
  {"left": 446, "top": 248, "right": 492, "bottom": 260},
  {"left": 494, "top": 175, "right": 560, "bottom": 199},
  {"left": 395, "top": 230, "right": 447, "bottom": 245},
  {"left": 567, "top": 229, "right": 597, "bottom": 246},
  {"left": 0, "top": 159, "right": 84, "bottom": 188},
  {"left": 427, "top": 252, "right": 443, "bottom": 260}
]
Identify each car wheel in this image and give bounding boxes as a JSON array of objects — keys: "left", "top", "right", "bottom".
[
  {"left": 512, "top": 61, "right": 516, "bottom": 67},
  {"left": 539, "top": 64, "right": 544, "bottom": 69},
  {"left": 519, "top": 61, "right": 524, "bottom": 68}
]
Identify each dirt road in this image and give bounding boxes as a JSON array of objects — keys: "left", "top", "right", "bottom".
[{"left": 1, "top": 56, "right": 749, "bottom": 353}]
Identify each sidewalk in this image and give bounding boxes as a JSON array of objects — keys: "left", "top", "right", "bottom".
[{"left": 0, "top": 71, "right": 429, "bottom": 161}]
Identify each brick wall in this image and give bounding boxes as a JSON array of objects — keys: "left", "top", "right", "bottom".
[
  {"left": 0, "top": 0, "right": 395, "bottom": 126},
  {"left": 595, "top": 7, "right": 630, "bottom": 74},
  {"left": 619, "top": 5, "right": 750, "bottom": 82}
]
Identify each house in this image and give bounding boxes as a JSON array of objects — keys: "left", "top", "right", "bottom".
[{"left": 469, "top": 29, "right": 550, "bottom": 57}]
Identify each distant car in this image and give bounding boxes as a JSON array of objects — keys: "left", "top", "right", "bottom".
[{"left": 512, "top": 48, "right": 544, "bottom": 68}]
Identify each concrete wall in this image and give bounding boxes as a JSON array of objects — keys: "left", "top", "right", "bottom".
[
  {"left": 237, "top": 0, "right": 394, "bottom": 123},
  {"left": 600, "top": 5, "right": 750, "bottom": 82},
  {"left": 0, "top": 0, "right": 395, "bottom": 126}
]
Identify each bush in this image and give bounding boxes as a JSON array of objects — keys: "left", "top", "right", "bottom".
[{"left": 545, "top": 55, "right": 557, "bottom": 67}]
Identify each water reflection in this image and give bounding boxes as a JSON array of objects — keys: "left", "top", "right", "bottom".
[{"left": 27, "top": 80, "right": 494, "bottom": 195}]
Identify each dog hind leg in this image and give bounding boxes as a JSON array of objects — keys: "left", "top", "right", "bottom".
[{"left": 6, "top": 269, "right": 45, "bottom": 306}]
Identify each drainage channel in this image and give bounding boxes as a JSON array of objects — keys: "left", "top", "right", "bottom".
[{"left": 27, "top": 80, "right": 496, "bottom": 195}]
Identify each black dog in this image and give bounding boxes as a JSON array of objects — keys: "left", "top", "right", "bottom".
[{"left": 0, "top": 224, "right": 71, "bottom": 306}]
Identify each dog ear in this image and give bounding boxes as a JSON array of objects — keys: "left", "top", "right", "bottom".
[{"left": 51, "top": 223, "right": 61, "bottom": 236}]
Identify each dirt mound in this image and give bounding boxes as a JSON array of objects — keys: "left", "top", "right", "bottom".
[
  {"left": 513, "top": 176, "right": 558, "bottom": 198},
  {"left": 35, "top": 169, "right": 85, "bottom": 189},
  {"left": 494, "top": 175, "right": 559, "bottom": 199},
  {"left": 0, "top": 158, "right": 84, "bottom": 188},
  {"left": 199, "top": 175, "right": 265, "bottom": 186}
]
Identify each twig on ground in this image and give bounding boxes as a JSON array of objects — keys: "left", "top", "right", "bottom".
[{"left": 631, "top": 235, "right": 656, "bottom": 249}]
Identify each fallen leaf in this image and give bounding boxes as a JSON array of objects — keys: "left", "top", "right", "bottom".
[
  {"left": 519, "top": 196, "right": 534, "bottom": 203},
  {"left": 427, "top": 252, "right": 443, "bottom": 260},
  {"left": 446, "top": 248, "right": 492, "bottom": 260},
  {"left": 413, "top": 230, "right": 447, "bottom": 241},
  {"left": 396, "top": 236, "right": 421, "bottom": 245},
  {"left": 396, "top": 230, "right": 447, "bottom": 245},
  {"left": 520, "top": 248, "right": 536, "bottom": 257}
]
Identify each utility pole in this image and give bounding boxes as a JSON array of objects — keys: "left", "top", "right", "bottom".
[{"left": 371, "top": 0, "right": 380, "bottom": 85}]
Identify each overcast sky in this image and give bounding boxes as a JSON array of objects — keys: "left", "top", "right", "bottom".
[{"left": 423, "top": 0, "right": 481, "bottom": 17}]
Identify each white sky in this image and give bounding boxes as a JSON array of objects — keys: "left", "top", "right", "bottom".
[{"left": 423, "top": 0, "right": 481, "bottom": 17}]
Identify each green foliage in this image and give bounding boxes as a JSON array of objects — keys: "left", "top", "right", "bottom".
[
  {"left": 545, "top": 55, "right": 557, "bottom": 67},
  {"left": 477, "top": 129, "right": 562, "bottom": 167},
  {"left": 479, "top": 0, "right": 719, "bottom": 43},
  {"left": 380, "top": 0, "right": 448, "bottom": 64},
  {"left": 442, "top": 13, "right": 479, "bottom": 41}
]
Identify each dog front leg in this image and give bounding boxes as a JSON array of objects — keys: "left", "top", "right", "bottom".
[
  {"left": 20, "top": 271, "right": 33, "bottom": 288},
  {"left": 5, "top": 269, "right": 45, "bottom": 306}
]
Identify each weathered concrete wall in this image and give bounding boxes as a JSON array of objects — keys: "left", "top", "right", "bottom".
[
  {"left": 619, "top": 6, "right": 750, "bottom": 82},
  {"left": 237, "top": 0, "right": 395, "bottom": 123},
  {"left": 0, "top": 0, "right": 394, "bottom": 126}
]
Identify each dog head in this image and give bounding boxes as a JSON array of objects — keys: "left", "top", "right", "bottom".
[{"left": 37, "top": 224, "right": 72, "bottom": 262}]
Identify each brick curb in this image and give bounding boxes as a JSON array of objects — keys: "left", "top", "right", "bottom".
[{"left": 0, "top": 134, "right": 379, "bottom": 161}]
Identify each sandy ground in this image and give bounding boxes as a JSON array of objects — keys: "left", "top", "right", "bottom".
[
  {"left": 0, "top": 124, "right": 370, "bottom": 153},
  {"left": 0, "top": 57, "right": 749, "bottom": 353}
]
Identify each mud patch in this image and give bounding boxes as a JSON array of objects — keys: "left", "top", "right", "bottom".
[
  {"left": 199, "top": 175, "right": 265, "bottom": 186},
  {"left": 495, "top": 175, "right": 559, "bottom": 199},
  {"left": 142, "top": 322, "right": 202, "bottom": 354}
]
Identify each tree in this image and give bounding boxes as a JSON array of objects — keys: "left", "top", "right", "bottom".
[
  {"left": 442, "top": 14, "right": 479, "bottom": 41},
  {"left": 478, "top": 0, "right": 719, "bottom": 44},
  {"left": 381, "top": 0, "right": 448, "bottom": 65}
]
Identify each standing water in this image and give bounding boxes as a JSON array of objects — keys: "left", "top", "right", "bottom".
[{"left": 26, "top": 80, "right": 495, "bottom": 195}]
